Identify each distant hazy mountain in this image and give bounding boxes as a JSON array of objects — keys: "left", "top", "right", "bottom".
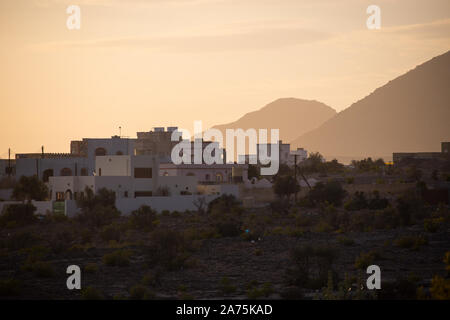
[
  {"left": 212, "top": 98, "right": 336, "bottom": 145},
  {"left": 291, "top": 50, "right": 450, "bottom": 162}
]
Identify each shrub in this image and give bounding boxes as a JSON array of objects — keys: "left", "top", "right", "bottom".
[
  {"left": 129, "top": 205, "right": 158, "bottom": 232},
  {"left": 0, "top": 203, "right": 37, "bottom": 227},
  {"left": 219, "top": 277, "right": 237, "bottom": 295},
  {"left": 100, "top": 224, "right": 122, "bottom": 242},
  {"left": 307, "top": 181, "right": 347, "bottom": 207},
  {"left": 102, "top": 250, "right": 132, "bottom": 267},
  {"left": 214, "top": 220, "right": 241, "bottom": 237},
  {"left": 286, "top": 245, "right": 337, "bottom": 289},
  {"left": 0, "top": 279, "right": 21, "bottom": 297},
  {"left": 0, "top": 232, "right": 41, "bottom": 251},
  {"left": 81, "top": 287, "right": 104, "bottom": 300},
  {"left": 84, "top": 263, "right": 99, "bottom": 274},
  {"left": 142, "top": 269, "right": 162, "bottom": 287},
  {"left": 246, "top": 282, "right": 273, "bottom": 299},
  {"left": 424, "top": 217, "right": 444, "bottom": 233},
  {"left": 27, "top": 261, "right": 55, "bottom": 278},
  {"left": 430, "top": 275, "right": 450, "bottom": 300},
  {"left": 147, "top": 229, "right": 192, "bottom": 271},
  {"left": 344, "top": 191, "right": 368, "bottom": 211},
  {"left": 395, "top": 235, "right": 428, "bottom": 250},
  {"left": 368, "top": 191, "right": 389, "bottom": 210},
  {"left": 354, "top": 250, "right": 380, "bottom": 270},
  {"left": 207, "top": 194, "right": 242, "bottom": 215},
  {"left": 280, "top": 287, "right": 304, "bottom": 300},
  {"left": 374, "top": 208, "right": 399, "bottom": 230},
  {"left": 337, "top": 235, "right": 354, "bottom": 246},
  {"left": 48, "top": 231, "right": 74, "bottom": 254},
  {"left": 129, "top": 285, "right": 154, "bottom": 300}
]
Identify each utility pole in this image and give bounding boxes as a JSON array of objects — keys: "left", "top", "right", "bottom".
[
  {"left": 294, "top": 154, "right": 298, "bottom": 203},
  {"left": 7, "top": 148, "right": 11, "bottom": 177},
  {"left": 41, "top": 146, "right": 44, "bottom": 159}
]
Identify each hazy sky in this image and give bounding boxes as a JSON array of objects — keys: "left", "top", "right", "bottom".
[{"left": 1, "top": 0, "right": 449, "bottom": 157}]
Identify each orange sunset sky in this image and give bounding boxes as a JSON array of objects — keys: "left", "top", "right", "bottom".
[{"left": 0, "top": 0, "right": 449, "bottom": 158}]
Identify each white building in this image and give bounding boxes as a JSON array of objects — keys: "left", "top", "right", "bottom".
[
  {"left": 287, "top": 148, "right": 308, "bottom": 166},
  {"left": 49, "top": 155, "right": 197, "bottom": 200}
]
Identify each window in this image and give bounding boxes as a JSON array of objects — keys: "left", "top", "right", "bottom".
[
  {"left": 98, "top": 168, "right": 102, "bottom": 176},
  {"left": 216, "top": 173, "right": 223, "bottom": 182},
  {"left": 80, "top": 168, "right": 88, "bottom": 176},
  {"left": 60, "top": 168, "right": 72, "bottom": 176},
  {"left": 116, "top": 151, "right": 123, "bottom": 155},
  {"left": 124, "top": 191, "right": 128, "bottom": 198},
  {"left": 205, "top": 174, "right": 210, "bottom": 181},
  {"left": 134, "top": 167, "right": 152, "bottom": 178},
  {"left": 135, "top": 191, "right": 152, "bottom": 197},
  {"left": 95, "top": 147, "right": 107, "bottom": 156},
  {"left": 56, "top": 192, "right": 65, "bottom": 201}
]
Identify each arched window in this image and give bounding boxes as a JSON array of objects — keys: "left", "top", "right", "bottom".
[
  {"left": 95, "top": 147, "right": 107, "bottom": 156},
  {"left": 60, "top": 168, "right": 73, "bottom": 176},
  {"left": 65, "top": 189, "right": 73, "bottom": 200},
  {"left": 43, "top": 169, "right": 54, "bottom": 182}
]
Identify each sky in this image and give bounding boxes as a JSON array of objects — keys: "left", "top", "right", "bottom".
[{"left": 0, "top": 0, "right": 449, "bottom": 157}]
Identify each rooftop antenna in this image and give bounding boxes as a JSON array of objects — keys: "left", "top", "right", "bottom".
[{"left": 119, "top": 126, "right": 122, "bottom": 137}]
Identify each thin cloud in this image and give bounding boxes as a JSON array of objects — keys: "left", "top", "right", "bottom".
[{"left": 40, "top": 27, "right": 333, "bottom": 52}]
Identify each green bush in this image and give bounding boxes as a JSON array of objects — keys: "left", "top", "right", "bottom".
[
  {"left": 219, "top": 277, "right": 237, "bottom": 295},
  {"left": 24, "top": 261, "right": 55, "bottom": 278},
  {"left": 129, "top": 285, "right": 154, "bottom": 300},
  {"left": 0, "top": 232, "right": 41, "bottom": 251},
  {"left": 0, "top": 279, "right": 21, "bottom": 297},
  {"left": 354, "top": 250, "right": 380, "bottom": 270},
  {"left": 147, "top": 229, "right": 192, "bottom": 271},
  {"left": 307, "top": 181, "right": 347, "bottom": 207},
  {"left": 84, "top": 263, "right": 99, "bottom": 274},
  {"left": 129, "top": 205, "right": 158, "bottom": 232},
  {"left": 0, "top": 203, "right": 37, "bottom": 228},
  {"left": 246, "top": 282, "right": 273, "bottom": 299},
  {"left": 100, "top": 224, "right": 122, "bottom": 242},
  {"left": 424, "top": 217, "right": 444, "bottom": 233},
  {"left": 337, "top": 235, "right": 355, "bottom": 246},
  {"left": 81, "top": 287, "right": 104, "bottom": 300},
  {"left": 286, "top": 245, "right": 337, "bottom": 289},
  {"left": 395, "top": 235, "right": 428, "bottom": 250},
  {"left": 102, "top": 250, "right": 132, "bottom": 267}
]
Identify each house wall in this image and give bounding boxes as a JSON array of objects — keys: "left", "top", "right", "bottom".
[
  {"left": 96, "top": 155, "right": 131, "bottom": 176},
  {"left": 16, "top": 157, "right": 89, "bottom": 180}
]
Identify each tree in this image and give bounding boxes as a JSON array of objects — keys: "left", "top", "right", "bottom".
[
  {"left": 76, "top": 187, "right": 120, "bottom": 228},
  {"left": 273, "top": 175, "right": 300, "bottom": 201},
  {"left": 247, "top": 164, "right": 260, "bottom": 180},
  {"left": 12, "top": 176, "right": 48, "bottom": 201},
  {"left": 307, "top": 180, "right": 347, "bottom": 207}
]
